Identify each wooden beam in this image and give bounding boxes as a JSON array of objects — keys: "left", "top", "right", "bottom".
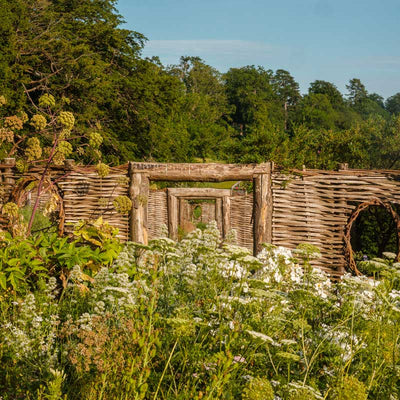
[
  {"left": 129, "top": 164, "right": 149, "bottom": 244},
  {"left": 167, "top": 190, "right": 178, "bottom": 240},
  {"left": 130, "top": 162, "right": 270, "bottom": 181},
  {"left": 167, "top": 187, "right": 231, "bottom": 198},
  {"left": 222, "top": 196, "right": 231, "bottom": 238}
]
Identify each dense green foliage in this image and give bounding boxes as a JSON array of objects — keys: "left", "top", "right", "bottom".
[
  {"left": 1, "top": 224, "right": 400, "bottom": 399},
  {"left": 351, "top": 205, "right": 399, "bottom": 261},
  {"left": 0, "top": 0, "right": 399, "bottom": 168},
  {"left": 0, "top": 217, "right": 121, "bottom": 293}
]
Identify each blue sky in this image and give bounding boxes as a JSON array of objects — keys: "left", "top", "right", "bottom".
[{"left": 116, "top": 0, "right": 400, "bottom": 98}]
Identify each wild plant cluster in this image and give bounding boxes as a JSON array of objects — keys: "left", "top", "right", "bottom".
[{"left": 1, "top": 223, "right": 400, "bottom": 399}]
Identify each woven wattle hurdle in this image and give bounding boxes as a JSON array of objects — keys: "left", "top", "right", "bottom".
[
  {"left": 3, "top": 159, "right": 400, "bottom": 276},
  {"left": 230, "top": 194, "right": 254, "bottom": 251},
  {"left": 147, "top": 189, "right": 168, "bottom": 238},
  {"left": 271, "top": 167, "right": 400, "bottom": 277},
  {"left": 58, "top": 165, "right": 130, "bottom": 240}
]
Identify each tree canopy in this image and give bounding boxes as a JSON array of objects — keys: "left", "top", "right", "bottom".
[{"left": 0, "top": 0, "right": 399, "bottom": 169}]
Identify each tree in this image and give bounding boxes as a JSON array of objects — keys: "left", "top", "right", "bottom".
[
  {"left": 0, "top": 0, "right": 192, "bottom": 163},
  {"left": 368, "top": 93, "right": 385, "bottom": 109},
  {"left": 271, "top": 69, "right": 301, "bottom": 106},
  {"left": 307, "top": 80, "right": 361, "bottom": 129},
  {"left": 270, "top": 69, "right": 300, "bottom": 130},
  {"left": 346, "top": 78, "right": 368, "bottom": 104},
  {"left": 224, "top": 66, "right": 278, "bottom": 135},
  {"left": 309, "top": 80, "right": 344, "bottom": 108},
  {"left": 386, "top": 93, "right": 400, "bottom": 115},
  {"left": 294, "top": 93, "right": 337, "bottom": 130},
  {"left": 168, "top": 57, "right": 234, "bottom": 161},
  {"left": 346, "top": 79, "right": 388, "bottom": 119}
]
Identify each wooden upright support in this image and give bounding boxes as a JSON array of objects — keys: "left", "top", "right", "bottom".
[
  {"left": 337, "top": 162, "right": 349, "bottom": 274},
  {"left": 167, "top": 191, "right": 178, "bottom": 240},
  {"left": 215, "top": 198, "right": 223, "bottom": 234},
  {"left": 222, "top": 196, "right": 231, "bottom": 238},
  {"left": 128, "top": 162, "right": 149, "bottom": 244},
  {"left": 3, "top": 158, "right": 15, "bottom": 186},
  {"left": 253, "top": 162, "right": 273, "bottom": 255}
]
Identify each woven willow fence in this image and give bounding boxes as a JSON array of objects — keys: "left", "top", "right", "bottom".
[{"left": 2, "top": 159, "right": 400, "bottom": 276}]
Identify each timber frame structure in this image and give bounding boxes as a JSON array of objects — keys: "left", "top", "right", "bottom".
[{"left": 2, "top": 159, "right": 400, "bottom": 277}]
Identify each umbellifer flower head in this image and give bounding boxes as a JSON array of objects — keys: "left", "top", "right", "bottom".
[{"left": 113, "top": 195, "right": 132, "bottom": 214}]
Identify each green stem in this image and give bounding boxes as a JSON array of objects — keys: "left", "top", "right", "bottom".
[
  {"left": 153, "top": 338, "right": 179, "bottom": 400},
  {"left": 134, "top": 291, "right": 157, "bottom": 400}
]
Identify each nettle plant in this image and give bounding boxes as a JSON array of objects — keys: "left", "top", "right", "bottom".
[{"left": 0, "top": 93, "right": 131, "bottom": 236}]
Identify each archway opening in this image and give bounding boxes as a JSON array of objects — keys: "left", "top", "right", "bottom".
[
  {"left": 351, "top": 205, "right": 398, "bottom": 260},
  {"left": 344, "top": 199, "right": 400, "bottom": 275}
]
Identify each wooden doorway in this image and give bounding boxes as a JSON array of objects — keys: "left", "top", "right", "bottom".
[{"left": 167, "top": 188, "right": 231, "bottom": 240}]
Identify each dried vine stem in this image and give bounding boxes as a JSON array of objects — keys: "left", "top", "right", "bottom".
[{"left": 11, "top": 176, "right": 65, "bottom": 235}]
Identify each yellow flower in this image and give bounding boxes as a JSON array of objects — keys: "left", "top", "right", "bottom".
[
  {"left": 58, "top": 111, "right": 75, "bottom": 130},
  {"left": 4, "top": 116, "right": 23, "bottom": 131},
  {"left": 113, "top": 195, "right": 132, "bottom": 214},
  {"left": 30, "top": 114, "right": 47, "bottom": 131},
  {"left": 38, "top": 93, "right": 56, "bottom": 108},
  {"left": 2, "top": 202, "right": 19, "bottom": 218},
  {"left": 96, "top": 162, "right": 110, "bottom": 178},
  {"left": 25, "top": 137, "right": 42, "bottom": 161}
]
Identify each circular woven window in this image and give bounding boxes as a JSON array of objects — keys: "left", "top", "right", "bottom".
[{"left": 344, "top": 198, "right": 400, "bottom": 275}]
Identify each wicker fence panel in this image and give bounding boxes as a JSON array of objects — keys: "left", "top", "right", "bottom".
[
  {"left": 230, "top": 194, "right": 253, "bottom": 251},
  {"left": 272, "top": 171, "right": 400, "bottom": 276},
  {"left": 147, "top": 189, "right": 168, "bottom": 239},
  {"left": 57, "top": 167, "right": 129, "bottom": 241},
  {"left": 6, "top": 160, "right": 400, "bottom": 276}
]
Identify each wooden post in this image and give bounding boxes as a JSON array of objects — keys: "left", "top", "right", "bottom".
[
  {"left": 266, "top": 163, "right": 273, "bottom": 244},
  {"left": 167, "top": 191, "right": 178, "bottom": 240},
  {"left": 222, "top": 196, "right": 230, "bottom": 238},
  {"left": 215, "top": 198, "right": 223, "bottom": 234},
  {"left": 338, "top": 162, "right": 349, "bottom": 274},
  {"left": 128, "top": 162, "right": 149, "bottom": 244},
  {"left": 3, "top": 158, "right": 15, "bottom": 186},
  {"left": 178, "top": 197, "right": 185, "bottom": 229},
  {"left": 253, "top": 162, "right": 273, "bottom": 255}
]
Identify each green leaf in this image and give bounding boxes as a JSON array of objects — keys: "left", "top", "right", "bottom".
[
  {"left": 8, "top": 272, "right": 18, "bottom": 290},
  {"left": 0, "top": 273, "right": 6, "bottom": 290}
]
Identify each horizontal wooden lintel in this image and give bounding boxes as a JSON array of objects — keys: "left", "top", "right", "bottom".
[{"left": 130, "top": 162, "right": 271, "bottom": 181}]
